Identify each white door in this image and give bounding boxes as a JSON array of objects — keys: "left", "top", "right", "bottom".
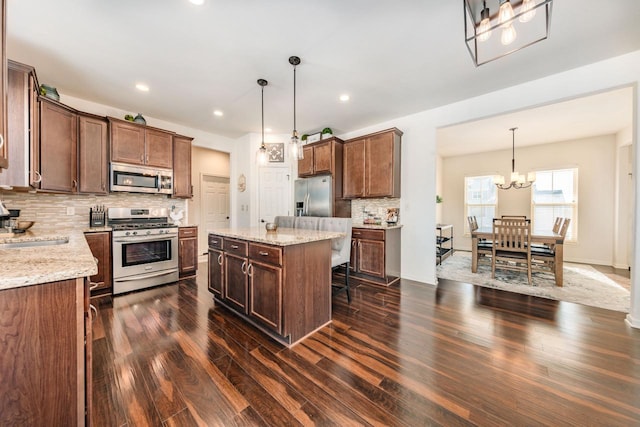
[
  {"left": 200, "top": 175, "right": 230, "bottom": 255},
  {"left": 259, "top": 167, "right": 291, "bottom": 224}
]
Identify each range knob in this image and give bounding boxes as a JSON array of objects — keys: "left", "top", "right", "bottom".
[
  {"left": 125, "top": 231, "right": 131, "bottom": 236},
  {"left": 133, "top": 231, "right": 138, "bottom": 235},
  {"left": 159, "top": 230, "right": 164, "bottom": 234},
  {"left": 146, "top": 230, "right": 151, "bottom": 235}
]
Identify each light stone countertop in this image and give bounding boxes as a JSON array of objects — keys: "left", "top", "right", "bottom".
[
  {"left": 209, "top": 227, "right": 343, "bottom": 246},
  {"left": 0, "top": 229, "right": 98, "bottom": 290},
  {"left": 353, "top": 223, "right": 403, "bottom": 230}
]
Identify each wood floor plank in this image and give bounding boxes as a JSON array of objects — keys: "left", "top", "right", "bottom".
[{"left": 90, "top": 268, "right": 640, "bottom": 426}]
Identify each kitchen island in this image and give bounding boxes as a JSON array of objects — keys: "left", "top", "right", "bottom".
[
  {"left": 208, "top": 227, "right": 343, "bottom": 347},
  {"left": 0, "top": 229, "right": 96, "bottom": 426}
]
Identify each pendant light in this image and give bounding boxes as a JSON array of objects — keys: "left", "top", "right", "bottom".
[
  {"left": 289, "top": 56, "right": 304, "bottom": 160},
  {"left": 477, "top": 1, "right": 492, "bottom": 42},
  {"left": 493, "top": 127, "right": 535, "bottom": 190},
  {"left": 256, "top": 79, "right": 268, "bottom": 165}
]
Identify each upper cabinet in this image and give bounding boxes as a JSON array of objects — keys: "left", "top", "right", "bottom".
[
  {"left": 78, "top": 113, "right": 108, "bottom": 194},
  {"left": 0, "top": 60, "right": 40, "bottom": 189},
  {"left": 173, "top": 134, "right": 193, "bottom": 198},
  {"left": 109, "top": 117, "right": 173, "bottom": 169},
  {"left": 0, "top": 1, "right": 8, "bottom": 170},
  {"left": 39, "top": 98, "right": 78, "bottom": 192},
  {"left": 343, "top": 128, "right": 402, "bottom": 199},
  {"left": 298, "top": 137, "right": 344, "bottom": 178}
]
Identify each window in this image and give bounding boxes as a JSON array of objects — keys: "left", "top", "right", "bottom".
[
  {"left": 531, "top": 168, "right": 578, "bottom": 241},
  {"left": 464, "top": 175, "right": 497, "bottom": 233}
]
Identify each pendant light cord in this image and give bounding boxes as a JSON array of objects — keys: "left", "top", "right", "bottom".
[
  {"left": 510, "top": 127, "right": 517, "bottom": 173},
  {"left": 261, "top": 84, "right": 265, "bottom": 145},
  {"left": 293, "top": 64, "right": 297, "bottom": 135}
]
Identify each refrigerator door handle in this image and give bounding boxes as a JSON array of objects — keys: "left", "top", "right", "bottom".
[{"left": 304, "top": 193, "right": 309, "bottom": 215}]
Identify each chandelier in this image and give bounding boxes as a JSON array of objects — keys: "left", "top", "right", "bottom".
[
  {"left": 494, "top": 127, "right": 535, "bottom": 190},
  {"left": 464, "top": 0, "right": 554, "bottom": 66}
]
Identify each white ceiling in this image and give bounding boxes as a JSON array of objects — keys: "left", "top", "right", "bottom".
[{"left": 6, "top": 0, "right": 640, "bottom": 142}]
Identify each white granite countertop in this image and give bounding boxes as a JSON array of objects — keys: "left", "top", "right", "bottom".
[
  {"left": 209, "top": 227, "right": 343, "bottom": 246},
  {"left": 0, "top": 229, "right": 98, "bottom": 290},
  {"left": 353, "top": 223, "right": 403, "bottom": 230}
]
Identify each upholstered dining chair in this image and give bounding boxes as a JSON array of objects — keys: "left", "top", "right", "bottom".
[
  {"left": 294, "top": 216, "right": 320, "bottom": 230},
  {"left": 274, "top": 215, "right": 296, "bottom": 229},
  {"left": 492, "top": 218, "right": 532, "bottom": 285},
  {"left": 318, "top": 217, "right": 353, "bottom": 303}
]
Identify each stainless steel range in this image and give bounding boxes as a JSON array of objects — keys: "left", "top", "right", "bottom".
[{"left": 109, "top": 207, "right": 179, "bottom": 295}]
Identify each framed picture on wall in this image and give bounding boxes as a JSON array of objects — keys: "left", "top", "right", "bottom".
[{"left": 265, "top": 143, "right": 285, "bottom": 162}]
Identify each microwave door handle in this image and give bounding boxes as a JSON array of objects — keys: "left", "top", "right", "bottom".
[{"left": 157, "top": 172, "right": 162, "bottom": 192}]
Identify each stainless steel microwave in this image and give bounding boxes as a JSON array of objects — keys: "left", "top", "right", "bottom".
[{"left": 110, "top": 162, "right": 173, "bottom": 195}]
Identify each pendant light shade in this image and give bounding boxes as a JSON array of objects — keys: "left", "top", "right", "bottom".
[
  {"left": 289, "top": 56, "right": 304, "bottom": 160},
  {"left": 256, "top": 78, "right": 268, "bottom": 165}
]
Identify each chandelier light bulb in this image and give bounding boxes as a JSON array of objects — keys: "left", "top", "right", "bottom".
[
  {"left": 257, "top": 145, "right": 268, "bottom": 165},
  {"left": 519, "top": 0, "right": 536, "bottom": 23},
  {"left": 501, "top": 24, "right": 517, "bottom": 45},
  {"left": 478, "top": 3, "right": 492, "bottom": 42},
  {"left": 499, "top": 0, "right": 515, "bottom": 28}
]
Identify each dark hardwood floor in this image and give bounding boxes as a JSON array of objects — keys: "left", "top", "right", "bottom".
[{"left": 92, "top": 263, "right": 640, "bottom": 426}]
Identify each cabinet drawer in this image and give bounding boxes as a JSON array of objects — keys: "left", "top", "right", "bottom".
[
  {"left": 208, "top": 234, "right": 223, "bottom": 250},
  {"left": 180, "top": 226, "right": 197, "bottom": 238},
  {"left": 249, "top": 243, "right": 282, "bottom": 266},
  {"left": 225, "top": 238, "right": 248, "bottom": 256},
  {"left": 352, "top": 228, "right": 385, "bottom": 241}
]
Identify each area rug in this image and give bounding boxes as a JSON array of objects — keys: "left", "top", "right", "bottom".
[{"left": 437, "top": 251, "right": 630, "bottom": 313}]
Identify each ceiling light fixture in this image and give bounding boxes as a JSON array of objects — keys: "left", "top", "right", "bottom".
[
  {"left": 493, "top": 127, "right": 535, "bottom": 190},
  {"left": 289, "top": 56, "right": 304, "bottom": 160},
  {"left": 464, "top": 0, "right": 553, "bottom": 66},
  {"left": 213, "top": 110, "right": 223, "bottom": 117},
  {"left": 256, "top": 79, "right": 268, "bottom": 165},
  {"left": 135, "top": 83, "right": 149, "bottom": 92},
  {"left": 189, "top": 0, "right": 205, "bottom": 5},
  {"left": 339, "top": 94, "right": 350, "bottom": 102}
]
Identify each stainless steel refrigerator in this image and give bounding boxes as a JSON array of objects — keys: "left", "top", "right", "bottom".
[{"left": 294, "top": 176, "right": 333, "bottom": 217}]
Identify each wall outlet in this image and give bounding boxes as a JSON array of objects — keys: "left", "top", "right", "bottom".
[{"left": 66, "top": 207, "right": 75, "bottom": 215}]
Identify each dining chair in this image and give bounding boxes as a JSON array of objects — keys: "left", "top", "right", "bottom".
[
  {"left": 274, "top": 215, "right": 295, "bottom": 229},
  {"left": 318, "top": 217, "right": 353, "bottom": 303},
  {"left": 530, "top": 218, "right": 570, "bottom": 281},
  {"left": 492, "top": 219, "right": 532, "bottom": 285},
  {"left": 553, "top": 217, "right": 563, "bottom": 233},
  {"left": 469, "top": 216, "right": 492, "bottom": 266}
]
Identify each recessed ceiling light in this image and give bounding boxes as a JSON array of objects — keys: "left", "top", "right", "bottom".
[
  {"left": 265, "top": 128, "right": 272, "bottom": 133},
  {"left": 189, "top": 0, "right": 205, "bottom": 5},
  {"left": 213, "top": 110, "right": 224, "bottom": 117},
  {"left": 339, "top": 94, "right": 350, "bottom": 102},
  {"left": 136, "top": 83, "right": 149, "bottom": 92}
]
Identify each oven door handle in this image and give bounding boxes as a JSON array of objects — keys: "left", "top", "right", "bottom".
[
  {"left": 113, "top": 268, "right": 179, "bottom": 282},
  {"left": 114, "top": 235, "right": 178, "bottom": 243}
]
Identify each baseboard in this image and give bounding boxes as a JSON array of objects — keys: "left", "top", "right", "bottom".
[{"left": 625, "top": 313, "right": 640, "bottom": 329}]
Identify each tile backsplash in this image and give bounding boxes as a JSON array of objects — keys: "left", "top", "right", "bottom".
[
  {"left": 1, "top": 191, "right": 186, "bottom": 232},
  {"left": 351, "top": 198, "right": 400, "bottom": 224}
]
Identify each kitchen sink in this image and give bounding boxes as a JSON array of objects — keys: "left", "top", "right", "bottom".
[{"left": 0, "top": 237, "right": 69, "bottom": 249}]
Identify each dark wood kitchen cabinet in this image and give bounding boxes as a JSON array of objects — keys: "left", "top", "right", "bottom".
[
  {"left": 0, "top": 277, "right": 91, "bottom": 426},
  {"left": 345, "top": 226, "right": 401, "bottom": 287},
  {"left": 85, "top": 231, "right": 112, "bottom": 296},
  {"left": 109, "top": 117, "right": 173, "bottom": 169},
  {"left": 343, "top": 128, "right": 402, "bottom": 199},
  {"left": 0, "top": 60, "right": 40, "bottom": 189},
  {"left": 208, "top": 243, "right": 224, "bottom": 298},
  {"left": 224, "top": 239, "right": 249, "bottom": 314},
  {"left": 173, "top": 134, "right": 193, "bottom": 198},
  {"left": 248, "top": 242, "right": 283, "bottom": 334},
  {"left": 179, "top": 226, "right": 198, "bottom": 278},
  {"left": 78, "top": 113, "right": 108, "bottom": 194},
  {"left": 0, "top": 0, "right": 7, "bottom": 170},
  {"left": 39, "top": 97, "right": 78, "bottom": 192}
]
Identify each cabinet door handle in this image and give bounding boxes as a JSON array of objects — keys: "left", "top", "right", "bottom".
[
  {"left": 89, "top": 282, "right": 99, "bottom": 291},
  {"left": 33, "top": 171, "right": 42, "bottom": 184},
  {"left": 231, "top": 244, "right": 239, "bottom": 249},
  {"left": 146, "top": 155, "right": 149, "bottom": 164},
  {"left": 72, "top": 179, "right": 78, "bottom": 189},
  {"left": 353, "top": 232, "right": 361, "bottom": 235},
  {"left": 258, "top": 251, "right": 269, "bottom": 256},
  {"left": 217, "top": 254, "right": 223, "bottom": 265},
  {"left": 102, "top": 183, "right": 106, "bottom": 191},
  {"left": 90, "top": 304, "right": 98, "bottom": 321},
  {"left": 211, "top": 239, "right": 218, "bottom": 245},
  {"left": 140, "top": 154, "right": 144, "bottom": 163},
  {"left": 241, "top": 261, "right": 247, "bottom": 274},
  {"left": 0, "top": 134, "right": 3, "bottom": 149},
  {"left": 247, "top": 264, "right": 253, "bottom": 277}
]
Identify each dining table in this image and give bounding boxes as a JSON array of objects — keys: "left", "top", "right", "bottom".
[{"left": 471, "top": 227, "right": 565, "bottom": 286}]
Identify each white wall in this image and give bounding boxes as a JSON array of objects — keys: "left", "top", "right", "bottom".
[
  {"left": 441, "top": 135, "right": 617, "bottom": 265},
  {"left": 335, "top": 50, "right": 640, "bottom": 328}
]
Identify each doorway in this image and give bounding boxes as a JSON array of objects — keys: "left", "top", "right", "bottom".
[{"left": 258, "top": 166, "right": 291, "bottom": 224}]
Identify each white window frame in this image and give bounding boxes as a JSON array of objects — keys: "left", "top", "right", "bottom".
[
  {"left": 531, "top": 168, "right": 578, "bottom": 242},
  {"left": 464, "top": 175, "right": 498, "bottom": 235}
]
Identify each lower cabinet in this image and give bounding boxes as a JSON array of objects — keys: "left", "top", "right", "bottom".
[
  {"left": 84, "top": 231, "right": 112, "bottom": 296},
  {"left": 207, "top": 233, "right": 331, "bottom": 346},
  {"left": 347, "top": 227, "right": 401, "bottom": 286},
  {"left": 0, "top": 277, "right": 91, "bottom": 426},
  {"left": 178, "top": 226, "right": 198, "bottom": 278}
]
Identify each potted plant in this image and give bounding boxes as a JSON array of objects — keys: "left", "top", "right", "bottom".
[
  {"left": 321, "top": 127, "right": 333, "bottom": 139},
  {"left": 436, "top": 195, "right": 443, "bottom": 204}
]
